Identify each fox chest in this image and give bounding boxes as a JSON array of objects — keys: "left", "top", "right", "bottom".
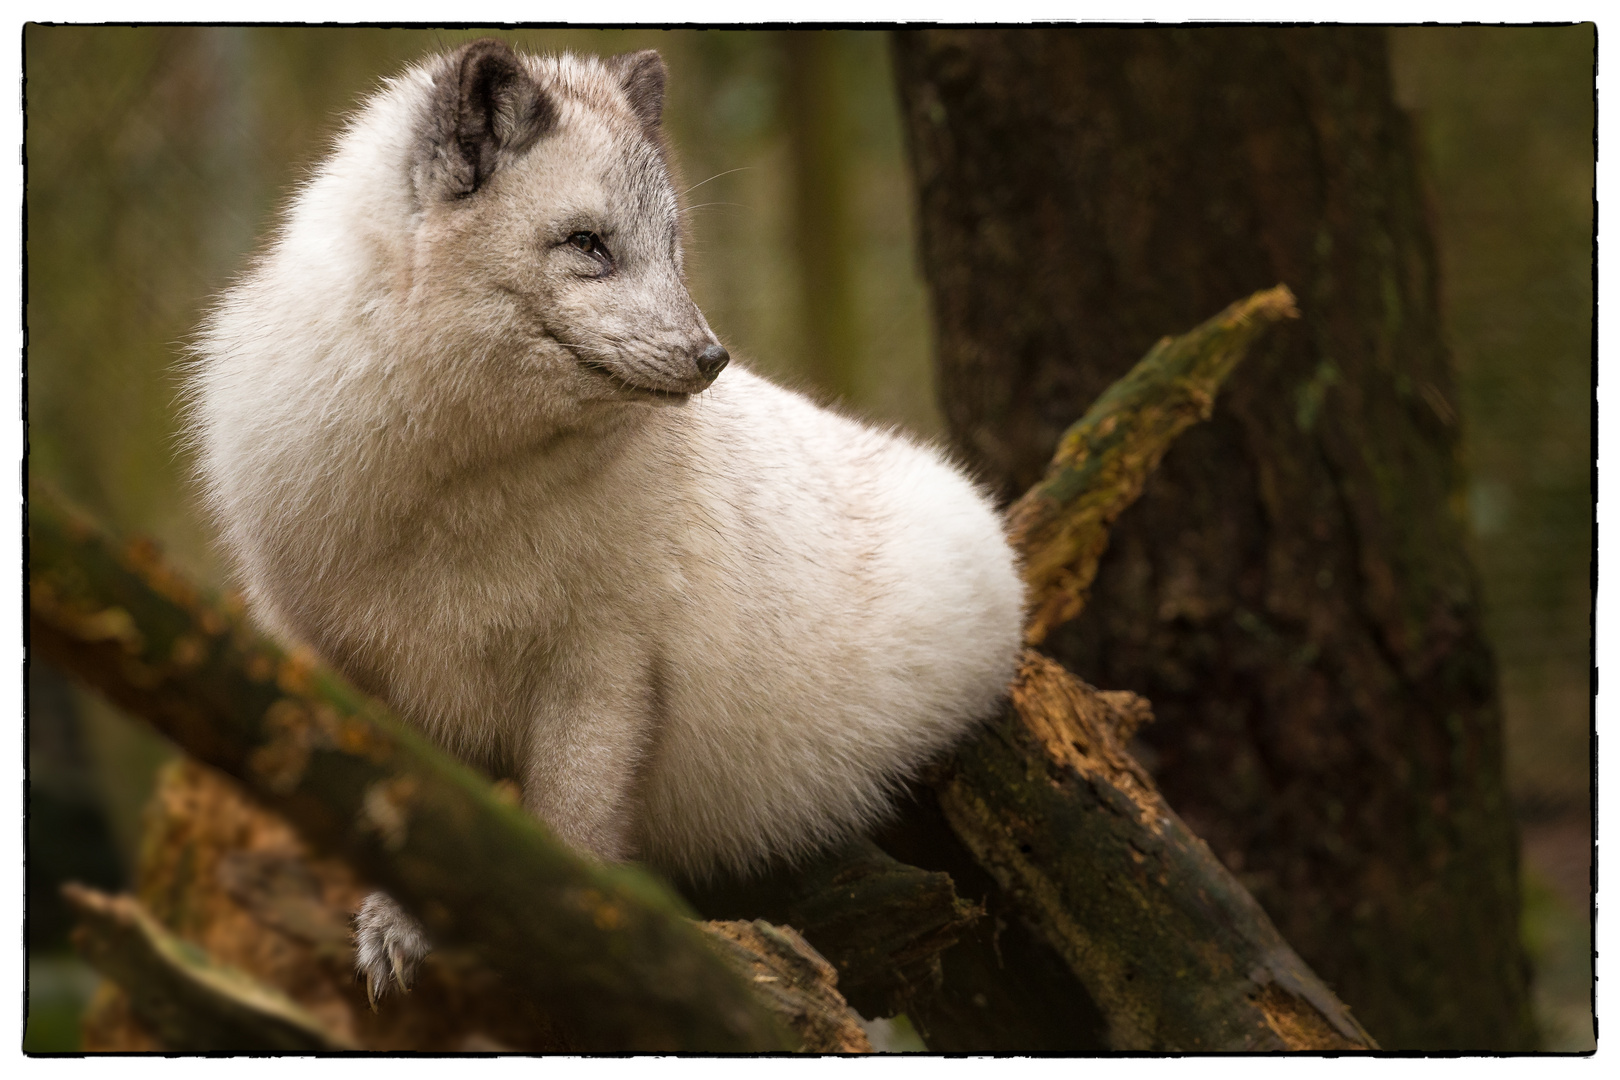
[{"left": 347, "top": 486, "right": 689, "bottom": 659}]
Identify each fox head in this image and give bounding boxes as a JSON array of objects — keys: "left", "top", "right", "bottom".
[
  {"left": 195, "top": 40, "right": 729, "bottom": 507},
  {"left": 395, "top": 40, "right": 727, "bottom": 402}
]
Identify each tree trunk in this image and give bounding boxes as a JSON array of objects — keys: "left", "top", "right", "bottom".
[{"left": 893, "top": 26, "right": 1534, "bottom": 1050}]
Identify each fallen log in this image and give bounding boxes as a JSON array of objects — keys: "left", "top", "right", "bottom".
[{"left": 78, "top": 757, "right": 582, "bottom": 1052}]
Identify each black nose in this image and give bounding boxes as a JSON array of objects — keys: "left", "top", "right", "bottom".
[{"left": 695, "top": 343, "right": 730, "bottom": 378}]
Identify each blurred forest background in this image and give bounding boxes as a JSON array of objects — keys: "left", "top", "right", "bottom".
[{"left": 23, "top": 26, "right": 1593, "bottom": 1051}]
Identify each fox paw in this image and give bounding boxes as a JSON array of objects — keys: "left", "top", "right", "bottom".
[{"left": 353, "top": 891, "right": 431, "bottom": 1009}]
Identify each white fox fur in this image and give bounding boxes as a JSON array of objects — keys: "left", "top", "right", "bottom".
[{"left": 188, "top": 41, "right": 1023, "bottom": 992}]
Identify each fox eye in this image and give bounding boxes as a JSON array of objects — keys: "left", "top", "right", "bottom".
[
  {"left": 567, "top": 231, "right": 599, "bottom": 253},
  {"left": 564, "top": 231, "right": 613, "bottom": 274}
]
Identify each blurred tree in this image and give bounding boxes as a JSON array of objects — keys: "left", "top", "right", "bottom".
[
  {"left": 1390, "top": 26, "right": 1593, "bottom": 835},
  {"left": 893, "top": 26, "right": 1535, "bottom": 1050},
  {"left": 783, "top": 30, "right": 861, "bottom": 402},
  {"left": 1389, "top": 25, "right": 1594, "bottom": 1052}
]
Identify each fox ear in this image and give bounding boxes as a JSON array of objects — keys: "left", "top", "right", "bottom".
[
  {"left": 609, "top": 50, "right": 666, "bottom": 129},
  {"left": 426, "top": 38, "right": 555, "bottom": 198}
]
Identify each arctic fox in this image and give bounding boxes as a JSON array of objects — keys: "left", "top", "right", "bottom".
[{"left": 188, "top": 39, "right": 1024, "bottom": 999}]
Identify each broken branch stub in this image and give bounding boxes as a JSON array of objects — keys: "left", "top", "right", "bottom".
[{"left": 1007, "top": 284, "right": 1300, "bottom": 644}]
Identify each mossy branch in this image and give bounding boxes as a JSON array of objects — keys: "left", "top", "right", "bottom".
[
  {"left": 1008, "top": 284, "right": 1299, "bottom": 644},
  {"left": 28, "top": 488, "right": 794, "bottom": 1053}
]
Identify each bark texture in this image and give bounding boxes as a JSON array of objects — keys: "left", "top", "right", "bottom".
[
  {"left": 686, "top": 836, "right": 985, "bottom": 1021},
  {"left": 893, "top": 26, "right": 1533, "bottom": 1049},
  {"left": 700, "top": 920, "right": 874, "bottom": 1053},
  {"left": 937, "top": 652, "right": 1371, "bottom": 1050}
]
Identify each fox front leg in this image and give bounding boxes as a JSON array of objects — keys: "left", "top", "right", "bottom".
[
  {"left": 518, "top": 653, "right": 661, "bottom": 865},
  {"left": 353, "top": 891, "right": 431, "bottom": 1008},
  {"left": 352, "top": 668, "right": 651, "bottom": 1007}
]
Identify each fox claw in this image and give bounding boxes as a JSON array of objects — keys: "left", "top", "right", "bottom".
[
  {"left": 390, "top": 947, "right": 411, "bottom": 993},
  {"left": 354, "top": 892, "right": 431, "bottom": 1008}
]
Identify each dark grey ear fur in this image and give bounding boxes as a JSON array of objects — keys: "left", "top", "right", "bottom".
[
  {"left": 422, "top": 38, "right": 555, "bottom": 199},
  {"left": 608, "top": 50, "right": 666, "bottom": 129}
]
